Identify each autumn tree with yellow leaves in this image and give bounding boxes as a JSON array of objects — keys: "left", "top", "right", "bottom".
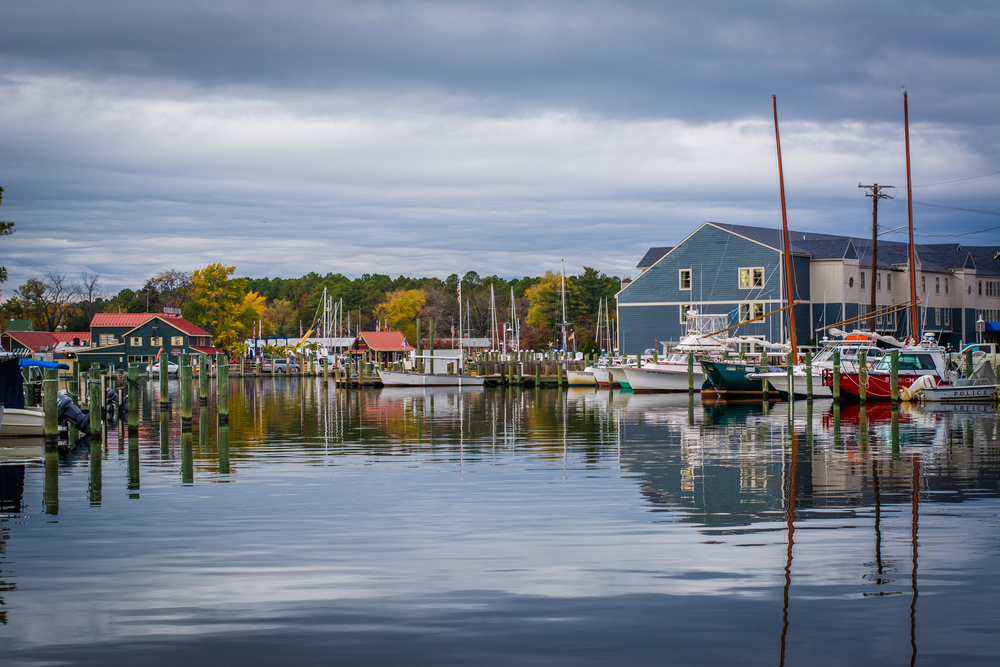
[
  {"left": 183, "top": 263, "right": 265, "bottom": 353},
  {"left": 373, "top": 289, "right": 425, "bottom": 345}
]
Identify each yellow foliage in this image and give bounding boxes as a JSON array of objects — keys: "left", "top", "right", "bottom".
[
  {"left": 374, "top": 289, "right": 426, "bottom": 345},
  {"left": 183, "top": 263, "right": 262, "bottom": 352},
  {"left": 525, "top": 271, "right": 562, "bottom": 332}
]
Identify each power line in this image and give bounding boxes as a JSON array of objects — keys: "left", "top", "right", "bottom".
[{"left": 912, "top": 170, "right": 1000, "bottom": 188}]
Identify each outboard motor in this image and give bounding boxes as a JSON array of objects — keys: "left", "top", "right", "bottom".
[
  {"left": 57, "top": 392, "right": 91, "bottom": 433},
  {"left": 105, "top": 387, "right": 120, "bottom": 420}
]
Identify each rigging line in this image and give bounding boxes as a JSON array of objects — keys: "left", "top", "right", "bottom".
[
  {"left": 885, "top": 198, "right": 1000, "bottom": 217},
  {"left": 871, "top": 134, "right": 891, "bottom": 183},
  {"left": 912, "top": 170, "right": 1000, "bottom": 188}
]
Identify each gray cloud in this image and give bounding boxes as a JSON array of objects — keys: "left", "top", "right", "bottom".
[{"left": 0, "top": 1, "right": 998, "bottom": 291}]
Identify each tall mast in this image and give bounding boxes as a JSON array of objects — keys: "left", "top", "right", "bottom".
[
  {"left": 458, "top": 279, "right": 462, "bottom": 356},
  {"left": 904, "top": 92, "right": 919, "bottom": 341},
  {"left": 561, "top": 259, "right": 567, "bottom": 351},
  {"left": 773, "top": 95, "right": 797, "bottom": 355},
  {"left": 490, "top": 284, "right": 497, "bottom": 350}
]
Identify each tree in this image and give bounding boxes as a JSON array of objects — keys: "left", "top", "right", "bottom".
[
  {"left": 14, "top": 272, "right": 80, "bottom": 331},
  {"left": 263, "top": 298, "right": 295, "bottom": 336},
  {"left": 374, "top": 289, "right": 426, "bottom": 345},
  {"left": 184, "top": 263, "right": 263, "bottom": 352},
  {"left": 0, "top": 186, "right": 14, "bottom": 288}
]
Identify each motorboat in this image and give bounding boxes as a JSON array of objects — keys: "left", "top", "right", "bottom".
[
  {"left": 823, "top": 339, "right": 949, "bottom": 401},
  {"left": 923, "top": 360, "right": 996, "bottom": 403},
  {"left": 377, "top": 369, "right": 485, "bottom": 387},
  {"left": 565, "top": 370, "right": 597, "bottom": 387}
]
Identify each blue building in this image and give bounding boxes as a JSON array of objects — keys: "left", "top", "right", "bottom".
[{"left": 617, "top": 222, "right": 1000, "bottom": 354}]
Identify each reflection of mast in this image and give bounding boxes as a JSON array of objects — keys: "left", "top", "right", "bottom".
[
  {"left": 910, "top": 454, "right": 920, "bottom": 667},
  {"left": 779, "top": 429, "right": 798, "bottom": 667},
  {"left": 873, "top": 457, "right": 886, "bottom": 583}
]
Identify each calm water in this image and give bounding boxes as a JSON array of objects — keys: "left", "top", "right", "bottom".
[{"left": 1, "top": 379, "right": 998, "bottom": 666}]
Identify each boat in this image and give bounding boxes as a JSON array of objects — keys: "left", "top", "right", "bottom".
[
  {"left": 377, "top": 369, "right": 485, "bottom": 387},
  {"left": 587, "top": 365, "right": 612, "bottom": 387},
  {"left": 566, "top": 370, "right": 597, "bottom": 387},
  {"left": 923, "top": 360, "right": 996, "bottom": 403},
  {"left": 823, "top": 339, "right": 949, "bottom": 401},
  {"left": 0, "top": 406, "right": 44, "bottom": 436},
  {"left": 607, "top": 364, "right": 632, "bottom": 389},
  {"left": 747, "top": 339, "right": 886, "bottom": 398}
]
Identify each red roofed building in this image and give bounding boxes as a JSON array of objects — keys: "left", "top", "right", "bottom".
[
  {"left": 77, "top": 312, "right": 219, "bottom": 371},
  {"left": 348, "top": 331, "right": 414, "bottom": 364},
  {"left": 0, "top": 330, "right": 91, "bottom": 358}
]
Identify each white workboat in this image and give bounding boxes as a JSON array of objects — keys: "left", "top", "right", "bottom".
[
  {"left": 566, "top": 370, "right": 597, "bottom": 387},
  {"left": 0, "top": 407, "right": 44, "bottom": 437},
  {"left": 587, "top": 366, "right": 611, "bottom": 387},
  {"left": 923, "top": 360, "right": 996, "bottom": 404},
  {"left": 622, "top": 353, "right": 705, "bottom": 392},
  {"left": 378, "top": 369, "right": 485, "bottom": 387}
]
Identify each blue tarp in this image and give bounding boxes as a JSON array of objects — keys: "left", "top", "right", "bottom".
[
  {"left": 19, "top": 359, "right": 70, "bottom": 370},
  {"left": 984, "top": 322, "right": 1000, "bottom": 332}
]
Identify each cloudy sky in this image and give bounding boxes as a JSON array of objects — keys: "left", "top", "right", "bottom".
[{"left": 1, "top": 0, "right": 998, "bottom": 292}]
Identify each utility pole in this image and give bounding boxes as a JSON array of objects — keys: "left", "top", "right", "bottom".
[{"left": 859, "top": 183, "right": 895, "bottom": 332}]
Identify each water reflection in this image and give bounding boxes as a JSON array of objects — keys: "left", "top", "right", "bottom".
[{"left": 0, "top": 378, "right": 997, "bottom": 666}]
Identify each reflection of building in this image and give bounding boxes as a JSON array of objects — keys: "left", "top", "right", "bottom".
[{"left": 76, "top": 313, "right": 219, "bottom": 371}]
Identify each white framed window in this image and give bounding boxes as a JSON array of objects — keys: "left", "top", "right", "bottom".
[
  {"left": 679, "top": 269, "right": 692, "bottom": 291},
  {"left": 876, "top": 272, "right": 881, "bottom": 290},
  {"left": 740, "top": 302, "right": 764, "bottom": 322},
  {"left": 921, "top": 276, "right": 926, "bottom": 293},
  {"left": 945, "top": 277, "right": 949, "bottom": 294},
  {"left": 935, "top": 308, "right": 941, "bottom": 325},
  {"left": 944, "top": 309, "right": 950, "bottom": 326},
  {"left": 861, "top": 271, "right": 866, "bottom": 290},
  {"left": 680, "top": 304, "right": 691, "bottom": 324},
  {"left": 887, "top": 273, "right": 892, "bottom": 291},
  {"left": 979, "top": 281, "right": 983, "bottom": 296},
  {"left": 130, "top": 337, "right": 142, "bottom": 347},
  {"left": 753, "top": 303, "right": 764, "bottom": 319},
  {"left": 935, "top": 277, "right": 940, "bottom": 294},
  {"left": 150, "top": 336, "right": 162, "bottom": 347},
  {"left": 738, "top": 267, "right": 764, "bottom": 289},
  {"left": 171, "top": 336, "right": 184, "bottom": 346}
]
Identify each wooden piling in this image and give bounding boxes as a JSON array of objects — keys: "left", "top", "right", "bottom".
[
  {"left": 786, "top": 351, "right": 794, "bottom": 400},
  {"left": 43, "top": 368, "right": 59, "bottom": 441},
  {"left": 217, "top": 353, "right": 230, "bottom": 424},
  {"left": 89, "top": 365, "right": 102, "bottom": 437},
  {"left": 428, "top": 317, "right": 435, "bottom": 375},
  {"left": 805, "top": 352, "right": 813, "bottom": 400},
  {"left": 890, "top": 349, "right": 899, "bottom": 404},
  {"left": 832, "top": 350, "right": 841, "bottom": 402},
  {"left": 858, "top": 351, "right": 867, "bottom": 404},
  {"left": 127, "top": 365, "right": 140, "bottom": 433},
  {"left": 688, "top": 352, "right": 694, "bottom": 392},
  {"left": 179, "top": 353, "right": 193, "bottom": 422},
  {"left": 199, "top": 353, "right": 209, "bottom": 402},
  {"left": 160, "top": 352, "right": 169, "bottom": 404}
]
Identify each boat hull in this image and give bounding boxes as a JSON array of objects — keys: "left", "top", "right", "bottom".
[
  {"left": 700, "top": 361, "right": 771, "bottom": 396},
  {"left": 829, "top": 373, "right": 921, "bottom": 401},
  {"left": 566, "top": 370, "right": 597, "bottom": 387},
  {"left": 761, "top": 372, "right": 832, "bottom": 398},
  {"left": 0, "top": 407, "right": 45, "bottom": 437},
  {"left": 588, "top": 367, "right": 611, "bottom": 387},
  {"left": 607, "top": 367, "right": 630, "bottom": 389},
  {"left": 621, "top": 366, "right": 703, "bottom": 392},
  {"left": 923, "top": 385, "right": 995, "bottom": 403},
  {"left": 377, "top": 370, "right": 485, "bottom": 387}
]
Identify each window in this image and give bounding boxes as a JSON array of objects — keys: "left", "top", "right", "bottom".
[
  {"left": 849, "top": 277, "right": 854, "bottom": 288},
  {"left": 945, "top": 278, "right": 949, "bottom": 294},
  {"left": 740, "top": 303, "right": 764, "bottom": 322},
  {"left": 99, "top": 334, "right": 118, "bottom": 346},
  {"left": 935, "top": 277, "right": 940, "bottom": 294},
  {"left": 130, "top": 337, "right": 142, "bottom": 347},
  {"left": 740, "top": 303, "right": 750, "bottom": 322},
  {"left": 935, "top": 308, "right": 941, "bottom": 325},
  {"left": 944, "top": 309, "right": 950, "bottom": 326},
  {"left": 171, "top": 336, "right": 184, "bottom": 346},
  {"left": 979, "top": 281, "right": 982, "bottom": 296},
  {"left": 887, "top": 273, "right": 892, "bottom": 291},
  {"left": 753, "top": 303, "right": 764, "bottom": 319},
  {"left": 150, "top": 336, "right": 162, "bottom": 347},
  {"left": 876, "top": 272, "right": 881, "bottom": 290},
  {"left": 860, "top": 271, "right": 866, "bottom": 290},
  {"left": 680, "top": 304, "right": 691, "bottom": 323},
  {"left": 679, "top": 269, "right": 692, "bottom": 290},
  {"left": 921, "top": 276, "right": 926, "bottom": 293},
  {"left": 739, "top": 267, "right": 764, "bottom": 289}
]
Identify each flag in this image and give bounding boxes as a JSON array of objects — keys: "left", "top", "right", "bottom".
[
  {"left": 457, "top": 282, "right": 462, "bottom": 302},
  {"left": 451, "top": 320, "right": 455, "bottom": 337}
]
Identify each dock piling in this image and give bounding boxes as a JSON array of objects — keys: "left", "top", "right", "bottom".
[
  {"left": 832, "top": 350, "right": 841, "bottom": 402},
  {"left": 43, "top": 368, "right": 59, "bottom": 441}
]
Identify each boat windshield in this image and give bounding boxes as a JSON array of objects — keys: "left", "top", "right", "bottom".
[{"left": 874, "top": 353, "right": 937, "bottom": 372}]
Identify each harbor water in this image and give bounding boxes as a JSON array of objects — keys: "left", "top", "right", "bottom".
[{"left": 1, "top": 379, "right": 998, "bottom": 666}]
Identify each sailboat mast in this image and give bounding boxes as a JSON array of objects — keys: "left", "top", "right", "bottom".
[
  {"left": 904, "top": 92, "right": 919, "bottom": 341},
  {"left": 773, "top": 95, "right": 798, "bottom": 355},
  {"left": 561, "top": 259, "right": 567, "bottom": 351}
]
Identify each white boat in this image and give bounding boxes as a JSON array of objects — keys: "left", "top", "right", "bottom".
[
  {"left": 622, "top": 357, "right": 703, "bottom": 392},
  {"left": 378, "top": 369, "right": 485, "bottom": 387},
  {"left": 746, "top": 338, "right": 886, "bottom": 398},
  {"left": 923, "top": 360, "right": 996, "bottom": 403},
  {"left": 587, "top": 366, "right": 611, "bottom": 387},
  {"left": 0, "top": 407, "right": 44, "bottom": 437},
  {"left": 607, "top": 365, "right": 632, "bottom": 388},
  {"left": 566, "top": 370, "right": 597, "bottom": 387}
]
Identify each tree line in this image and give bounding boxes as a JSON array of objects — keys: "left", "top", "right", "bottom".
[{"left": 1, "top": 264, "right": 621, "bottom": 353}]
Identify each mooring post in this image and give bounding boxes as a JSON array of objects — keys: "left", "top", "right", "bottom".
[
  {"left": 805, "top": 351, "right": 813, "bottom": 400},
  {"left": 688, "top": 352, "right": 694, "bottom": 392},
  {"left": 428, "top": 317, "right": 435, "bottom": 375},
  {"left": 179, "top": 353, "right": 193, "bottom": 422},
  {"left": 43, "top": 368, "right": 59, "bottom": 441},
  {"left": 217, "top": 353, "right": 230, "bottom": 425},
  {"left": 832, "top": 350, "right": 841, "bottom": 402},
  {"left": 68, "top": 372, "right": 79, "bottom": 444},
  {"left": 890, "top": 349, "right": 899, "bottom": 404},
  {"left": 199, "top": 353, "right": 208, "bottom": 403},
  {"left": 159, "top": 352, "right": 169, "bottom": 404},
  {"left": 127, "top": 365, "right": 140, "bottom": 433},
  {"left": 415, "top": 318, "right": 422, "bottom": 373},
  {"left": 786, "top": 351, "right": 794, "bottom": 401},
  {"left": 89, "top": 364, "right": 102, "bottom": 437},
  {"left": 858, "top": 351, "right": 867, "bottom": 404}
]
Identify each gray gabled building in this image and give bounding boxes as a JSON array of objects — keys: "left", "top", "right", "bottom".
[{"left": 617, "top": 221, "right": 1000, "bottom": 354}]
